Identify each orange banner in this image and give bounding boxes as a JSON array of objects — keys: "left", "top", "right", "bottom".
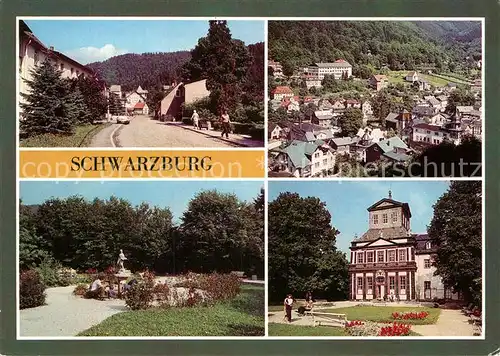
[{"left": 19, "top": 150, "right": 265, "bottom": 178}]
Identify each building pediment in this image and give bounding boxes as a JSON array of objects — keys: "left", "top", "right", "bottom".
[
  {"left": 364, "top": 238, "right": 397, "bottom": 247},
  {"left": 367, "top": 198, "right": 411, "bottom": 217}
]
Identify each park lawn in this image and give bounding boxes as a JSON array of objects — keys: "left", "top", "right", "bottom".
[
  {"left": 321, "top": 306, "right": 440, "bottom": 325},
  {"left": 268, "top": 323, "right": 348, "bottom": 336},
  {"left": 386, "top": 71, "right": 407, "bottom": 84},
  {"left": 20, "top": 123, "right": 110, "bottom": 147},
  {"left": 78, "top": 285, "right": 265, "bottom": 337}
]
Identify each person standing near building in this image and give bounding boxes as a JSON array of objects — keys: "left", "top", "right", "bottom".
[
  {"left": 191, "top": 110, "right": 200, "bottom": 130},
  {"left": 220, "top": 110, "right": 231, "bottom": 139}
]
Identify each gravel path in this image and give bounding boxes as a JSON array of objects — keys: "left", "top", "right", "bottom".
[
  {"left": 20, "top": 286, "right": 127, "bottom": 337},
  {"left": 116, "top": 115, "right": 235, "bottom": 148},
  {"left": 411, "top": 309, "right": 474, "bottom": 336},
  {"left": 89, "top": 123, "right": 120, "bottom": 148}
]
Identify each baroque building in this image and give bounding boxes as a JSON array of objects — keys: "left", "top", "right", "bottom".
[{"left": 348, "top": 192, "right": 459, "bottom": 301}]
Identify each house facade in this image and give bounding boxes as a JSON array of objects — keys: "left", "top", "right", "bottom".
[
  {"left": 405, "top": 71, "right": 419, "bottom": 83},
  {"left": 348, "top": 193, "right": 456, "bottom": 301},
  {"left": 125, "top": 86, "right": 148, "bottom": 112},
  {"left": 159, "top": 79, "right": 210, "bottom": 120},
  {"left": 272, "top": 140, "right": 335, "bottom": 178},
  {"left": 369, "top": 75, "right": 389, "bottom": 91},
  {"left": 272, "top": 86, "right": 294, "bottom": 100},
  {"left": 306, "top": 60, "right": 353, "bottom": 80},
  {"left": 19, "top": 20, "right": 96, "bottom": 102}
]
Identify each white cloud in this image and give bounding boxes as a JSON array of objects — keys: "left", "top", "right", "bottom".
[{"left": 63, "top": 44, "right": 128, "bottom": 64}]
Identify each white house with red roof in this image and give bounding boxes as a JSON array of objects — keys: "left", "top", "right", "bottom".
[
  {"left": 125, "top": 86, "right": 148, "bottom": 113},
  {"left": 272, "top": 86, "right": 294, "bottom": 100}
]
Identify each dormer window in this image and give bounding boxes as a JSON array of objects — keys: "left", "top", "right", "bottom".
[{"left": 426, "top": 241, "right": 431, "bottom": 249}]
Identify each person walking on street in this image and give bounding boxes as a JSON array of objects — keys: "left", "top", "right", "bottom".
[
  {"left": 220, "top": 110, "right": 231, "bottom": 139},
  {"left": 191, "top": 110, "right": 200, "bottom": 130}
]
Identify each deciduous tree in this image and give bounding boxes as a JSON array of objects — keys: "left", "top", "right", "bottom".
[
  {"left": 428, "top": 181, "right": 482, "bottom": 304},
  {"left": 268, "top": 192, "right": 348, "bottom": 302}
]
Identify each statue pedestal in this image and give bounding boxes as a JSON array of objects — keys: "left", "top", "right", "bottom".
[{"left": 114, "top": 270, "right": 132, "bottom": 298}]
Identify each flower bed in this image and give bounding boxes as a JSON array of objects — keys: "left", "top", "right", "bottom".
[
  {"left": 345, "top": 320, "right": 413, "bottom": 336},
  {"left": 379, "top": 322, "right": 412, "bottom": 336},
  {"left": 392, "top": 311, "right": 429, "bottom": 320}
]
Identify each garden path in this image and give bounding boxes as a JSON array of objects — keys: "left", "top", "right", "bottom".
[{"left": 20, "top": 286, "right": 127, "bottom": 337}]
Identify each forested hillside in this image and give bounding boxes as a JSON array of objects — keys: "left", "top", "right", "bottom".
[
  {"left": 86, "top": 51, "right": 191, "bottom": 92},
  {"left": 268, "top": 21, "right": 481, "bottom": 75}
]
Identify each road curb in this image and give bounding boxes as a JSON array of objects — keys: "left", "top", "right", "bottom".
[{"left": 176, "top": 124, "right": 250, "bottom": 147}]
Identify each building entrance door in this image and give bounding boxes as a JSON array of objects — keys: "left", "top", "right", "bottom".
[{"left": 377, "top": 285, "right": 385, "bottom": 299}]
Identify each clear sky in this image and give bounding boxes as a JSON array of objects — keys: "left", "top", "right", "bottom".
[
  {"left": 268, "top": 180, "right": 451, "bottom": 255},
  {"left": 20, "top": 181, "right": 263, "bottom": 224},
  {"left": 24, "top": 19, "right": 265, "bottom": 64}
]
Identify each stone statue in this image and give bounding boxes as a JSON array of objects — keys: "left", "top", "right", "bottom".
[{"left": 116, "top": 249, "right": 127, "bottom": 272}]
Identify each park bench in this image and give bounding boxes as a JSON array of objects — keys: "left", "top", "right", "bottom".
[
  {"left": 199, "top": 119, "right": 211, "bottom": 130},
  {"left": 306, "top": 311, "right": 347, "bottom": 327}
]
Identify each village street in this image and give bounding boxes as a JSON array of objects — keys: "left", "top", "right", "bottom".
[{"left": 90, "top": 115, "right": 238, "bottom": 148}]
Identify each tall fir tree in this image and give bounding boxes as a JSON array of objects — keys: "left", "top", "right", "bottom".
[
  {"left": 74, "top": 75, "right": 107, "bottom": 121},
  {"left": 20, "top": 60, "right": 74, "bottom": 137},
  {"left": 65, "top": 87, "right": 92, "bottom": 124}
]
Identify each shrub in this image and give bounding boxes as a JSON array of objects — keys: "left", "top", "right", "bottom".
[
  {"left": 232, "top": 123, "right": 254, "bottom": 135},
  {"left": 125, "top": 278, "right": 155, "bottom": 310},
  {"left": 73, "top": 284, "right": 89, "bottom": 296},
  {"left": 35, "top": 258, "right": 71, "bottom": 287},
  {"left": 20, "top": 270, "right": 46, "bottom": 309},
  {"left": 198, "top": 272, "right": 241, "bottom": 303},
  {"left": 153, "top": 283, "right": 171, "bottom": 307},
  {"left": 185, "top": 287, "right": 205, "bottom": 307},
  {"left": 249, "top": 125, "right": 265, "bottom": 141}
]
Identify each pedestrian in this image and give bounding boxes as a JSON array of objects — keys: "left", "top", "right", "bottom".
[
  {"left": 220, "top": 110, "right": 231, "bottom": 139},
  {"left": 284, "top": 294, "right": 294, "bottom": 323},
  {"left": 87, "top": 274, "right": 106, "bottom": 300},
  {"left": 191, "top": 110, "right": 200, "bottom": 130}
]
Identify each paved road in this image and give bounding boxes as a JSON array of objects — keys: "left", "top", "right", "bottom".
[
  {"left": 116, "top": 115, "right": 236, "bottom": 148},
  {"left": 89, "top": 123, "right": 119, "bottom": 147}
]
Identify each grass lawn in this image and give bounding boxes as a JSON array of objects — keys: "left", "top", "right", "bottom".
[
  {"left": 20, "top": 123, "right": 111, "bottom": 147},
  {"left": 321, "top": 306, "right": 440, "bottom": 325},
  {"left": 268, "top": 323, "right": 348, "bottom": 336},
  {"left": 78, "top": 285, "right": 264, "bottom": 336}
]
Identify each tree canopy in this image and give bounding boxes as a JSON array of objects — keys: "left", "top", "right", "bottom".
[
  {"left": 268, "top": 192, "right": 349, "bottom": 302},
  {"left": 19, "top": 190, "right": 264, "bottom": 277},
  {"left": 428, "top": 181, "right": 482, "bottom": 305}
]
